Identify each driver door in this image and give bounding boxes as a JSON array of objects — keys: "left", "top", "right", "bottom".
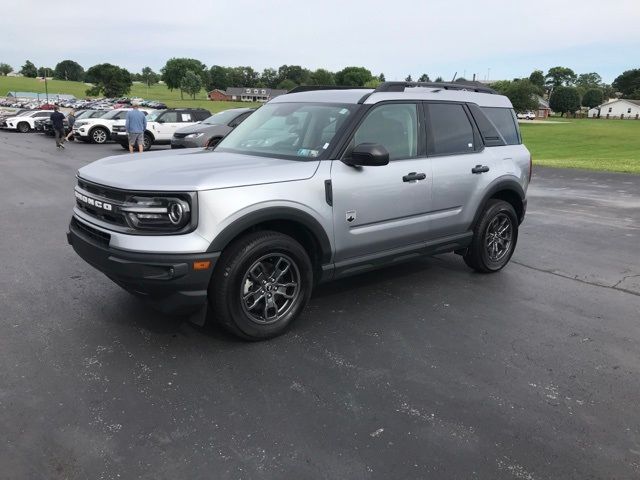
[
  {"left": 331, "top": 102, "right": 432, "bottom": 262},
  {"left": 152, "top": 111, "right": 182, "bottom": 141}
]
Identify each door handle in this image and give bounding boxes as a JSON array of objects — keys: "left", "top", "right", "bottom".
[
  {"left": 403, "top": 172, "right": 426, "bottom": 182},
  {"left": 471, "top": 165, "right": 490, "bottom": 174}
]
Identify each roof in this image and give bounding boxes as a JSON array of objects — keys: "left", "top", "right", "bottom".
[
  {"left": 272, "top": 87, "right": 512, "bottom": 108},
  {"left": 536, "top": 95, "right": 550, "bottom": 108},
  {"left": 596, "top": 98, "right": 640, "bottom": 108},
  {"left": 224, "top": 87, "right": 288, "bottom": 96}
]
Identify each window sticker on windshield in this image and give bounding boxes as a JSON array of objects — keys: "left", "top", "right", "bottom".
[
  {"left": 181, "top": 113, "right": 191, "bottom": 121},
  {"left": 323, "top": 142, "right": 330, "bottom": 149},
  {"left": 339, "top": 108, "right": 349, "bottom": 115},
  {"left": 297, "top": 149, "right": 320, "bottom": 157}
]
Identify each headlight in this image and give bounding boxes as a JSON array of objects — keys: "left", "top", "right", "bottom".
[
  {"left": 75, "top": 121, "right": 89, "bottom": 127},
  {"left": 120, "top": 195, "right": 193, "bottom": 232},
  {"left": 185, "top": 132, "right": 204, "bottom": 139}
]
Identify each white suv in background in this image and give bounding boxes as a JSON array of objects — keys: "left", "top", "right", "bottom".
[
  {"left": 3, "top": 110, "right": 54, "bottom": 133},
  {"left": 111, "top": 108, "right": 210, "bottom": 151},
  {"left": 73, "top": 108, "right": 154, "bottom": 144}
]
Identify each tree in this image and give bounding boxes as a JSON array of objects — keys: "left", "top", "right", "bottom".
[
  {"left": 208, "top": 65, "right": 230, "bottom": 91},
  {"left": 141, "top": 66, "right": 159, "bottom": 88},
  {"left": 161, "top": 58, "right": 207, "bottom": 99},
  {"left": 364, "top": 78, "right": 381, "bottom": 88},
  {"left": 20, "top": 60, "right": 37, "bottom": 78},
  {"left": 85, "top": 63, "right": 132, "bottom": 97},
  {"left": 335, "top": 66, "right": 372, "bottom": 86},
  {"left": 37, "top": 66, "right": 51, "bottom": 77},
  {"left": 434, "top": 76, "right": 443, "bottom": 83},
  {"left": 418, "top": 73, "right": 430, "bottom": 82},
  {"left": 260, "top": 68, "right": 279, "bottom": 88},
  {"left": 576, "top": 72, "right": 602, "bottom": 89},
  {"left": 582, "top": 88, "right": 604, "bottom": 109},
  {"left": 0, "top": 63, "right": 12, "bottom": 76},
  {"left": 612, "top": 69, "right": 640, "bottom": 97},
  {"left": 277, "top": 65, "right": 311, "bottom": 86},
  {"left": 378, "top": 73, "right": 385, "bottom": 82},
  {"left": 545, "top": 66, "right": 576, "bottom": 88},
  {"left": 405, "top": 74, "right": 413, "bottom": 82},
  {"left": 549, "top": 86, "right": 581, "bottom": 117},
  {"left": 310, "top": 68, "right": 335, "bottom": 86},
  {"left": 180, "top": 70, "right": 203, "bottom": 99},
  {"left": 529, "top": 70, "right": 545, "bottom": 88},
  {"left": 53, "top": 60, "right": 84, "bottom": 81},
  {"left": 226, "top": 66, "right": 259, "bottom": 88},
  {"left": 277, "top": 79, "right": 297, "bottom": 91},
  {"left": 504, "top": 80, "right": 539, "bottom": 113}
]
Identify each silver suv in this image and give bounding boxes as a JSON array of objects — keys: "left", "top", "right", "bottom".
[{"left": 67, "top": 82, "right": 531, "bottom": 340}]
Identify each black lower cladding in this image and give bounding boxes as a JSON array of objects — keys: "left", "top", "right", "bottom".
[{"left": 67, "top": 217, "right": 219, "bottom": 315}]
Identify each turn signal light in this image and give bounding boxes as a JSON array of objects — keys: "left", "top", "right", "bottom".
[{"left": 193, "top": 260, "right": 212, "bottom": 271}]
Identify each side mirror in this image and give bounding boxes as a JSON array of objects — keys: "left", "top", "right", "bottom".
[{"left": 346, "top": 143, "right": 389, "bottom": 167}]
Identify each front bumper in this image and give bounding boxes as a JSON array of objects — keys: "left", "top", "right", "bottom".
[
  {"left": 171, "top": 137, "right": 204, "bottom": 149},
  {"left": 67, "top": 216, "right": 219, "bottom": 315},
  {"left": 111, "top": 131, "right": 128, "bottom": 143}
]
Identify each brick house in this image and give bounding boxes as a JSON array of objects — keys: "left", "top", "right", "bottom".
[{"left": 208, "top": 87, "right": 288, "bottom": 102}]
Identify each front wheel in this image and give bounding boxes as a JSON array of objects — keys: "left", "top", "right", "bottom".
[
  {"left": 17, "top": 122, "right": 30, "bottom": 133},
  {"left": 90, "top": 127, "right": 108, "bottom": 144},
  {"left": 209, "top": 231, "right": 313, "bottom": 340},
  {"left": 143, "top": 133, "right": 152, "bottom": 151},
  {"left": 463, "top": 199, "right": 518, "bottom": 273}
]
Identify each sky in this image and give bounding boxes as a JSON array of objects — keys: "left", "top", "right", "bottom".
[{"left": 2, "top": 0, "right": 639, "bottom": 83}]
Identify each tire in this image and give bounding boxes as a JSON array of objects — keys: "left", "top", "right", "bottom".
[
  {"left": 463, "top": 199, "right": 518, "bottom": 273},
  {"left": 119, "top": 143, "right": 129, "bottom": 150},
  {"left": 143, "top": 133, "right": 152, "bottom": 151},
  {"left": 209, "top": 231, "right": 313, "bottom": 340},
  {"left": 90, "top": 127, "right": 108, "bottom": 144},
  {"left": 17, "top": 122, "right": 30, "bottom": 133}
]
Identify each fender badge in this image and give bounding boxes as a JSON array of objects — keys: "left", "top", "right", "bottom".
[{"left": 346, "top": 210, "right": 356, "bottom": 223}]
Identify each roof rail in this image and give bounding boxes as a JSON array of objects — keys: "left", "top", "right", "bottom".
[
  {"left": 373, "top": 81, "right": 497, "bottom": 95},
  {"left": 287, "top": 85, "right": 370, "bottom": 94}
]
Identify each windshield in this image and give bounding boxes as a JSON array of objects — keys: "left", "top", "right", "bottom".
[
  {"left": 203, "top": 109, "right": 247, "bottom": 125},
  {"left": 216, "top": 103, "right": 354, "bottom": 160},
  {"left": 146, "top": 110, "right": 162, "bottom": 122},
  {"left": 100, "top": 109, "right": 123, "bottom": 120}
]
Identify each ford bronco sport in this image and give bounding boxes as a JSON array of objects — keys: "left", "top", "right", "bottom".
[{"left": 67, "top": 82, "right": 531, "bottom": 340}]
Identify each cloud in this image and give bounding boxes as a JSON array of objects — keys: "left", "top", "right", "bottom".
[{"left": 1, "top": 0, "right": 638, "bottom": 82}]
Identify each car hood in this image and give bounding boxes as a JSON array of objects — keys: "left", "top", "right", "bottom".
[{"left": 77, "top": 149, "right": 320, "bottom": 191}]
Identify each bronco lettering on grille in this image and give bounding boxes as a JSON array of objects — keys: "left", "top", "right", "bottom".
[{"left": 75, "top": 191, "right": 113, "bottom": 211}]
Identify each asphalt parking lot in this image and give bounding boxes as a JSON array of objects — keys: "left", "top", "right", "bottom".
[{"left": 1, "top": 130, "right": 639, "bottom": 480}]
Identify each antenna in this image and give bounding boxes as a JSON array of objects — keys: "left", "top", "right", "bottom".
[{"left": 451, "top": 72, "right": 457, "bottom": 82}]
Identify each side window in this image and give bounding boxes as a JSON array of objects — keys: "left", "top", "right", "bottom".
[
  {"left": 481, "top": 107, "right": 520, "bottom": 145},
  {"left": 351, "top": 103, "right": 418, "bottom": 161},
  {"left": 115, "top": 111, "right": 128, "bottom": 120},
  {"left": 180, "top": 112, "right": 192, "bottom": 122},
  {"left": 160, "top": 112, "right": 178, "bottom": 122},
  {"left": 196, "top": 111, "right": 209, "bottom": 121},
  {"left": 426, "top": 103, "right": 475, "bottom": 156}
]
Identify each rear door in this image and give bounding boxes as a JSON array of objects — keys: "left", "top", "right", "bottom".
[
  {"left": 425, "top": 102, "right": 496, "bottom": 238},
  {"left": 331, "top": 102, "right": 432, "bottom": 261}
]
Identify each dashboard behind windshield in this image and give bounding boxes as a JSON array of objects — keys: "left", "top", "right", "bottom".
[{"left": 216, "top": 103, "right": 355, "bottom": 160}]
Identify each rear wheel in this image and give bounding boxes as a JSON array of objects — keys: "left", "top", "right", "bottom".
[
  {"left": 90, "top": 127, "right": 108, "bottom": 144},
  {"left": 463, "top": 199, "right": 518, "bottom": 273},
  {"left": 209, "top": 231, "right": 313, "bottom": 340},
  {"left": 17, "top": 122, "right": 30, "bottom": 133}
]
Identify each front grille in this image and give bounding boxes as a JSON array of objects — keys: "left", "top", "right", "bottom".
[
  {"left": 76, "top": 178, "right": 129, "bottom": 227},
  {"left": 71, "top": 217, "right": 111, "bottom": 247},
  {"left": 173, "top": 132, "right": 187, "bottom": 139}
]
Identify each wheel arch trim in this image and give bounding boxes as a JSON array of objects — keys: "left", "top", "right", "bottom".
[
  {"left": 471, "top": 177, "right": 526, "bottom": 228},
  {"left": 207, "top": 206, "right": 333, "bottom": 264}
]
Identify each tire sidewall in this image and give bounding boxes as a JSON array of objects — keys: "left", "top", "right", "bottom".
[
  {"left": 478, "top": 201, "right": 518, "bottom": 271},
  {"left": 91, "top": 127, "right": 107, "bottom": 144},
  {"left": 214, "top": 234, "right": 313, "bottom": 339}
]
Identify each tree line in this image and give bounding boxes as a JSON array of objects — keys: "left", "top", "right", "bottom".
[{"left": 1, "top": 59, "right": 639, "bottom": 114}]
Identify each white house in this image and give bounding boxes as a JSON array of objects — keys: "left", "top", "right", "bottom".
[{"left": 588, "top": 99, "right": 640, "bottom": 119}]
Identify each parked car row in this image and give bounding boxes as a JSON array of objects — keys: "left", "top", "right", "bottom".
[{"left": 1, "top": 103, "right": 256, "bottom": 151}]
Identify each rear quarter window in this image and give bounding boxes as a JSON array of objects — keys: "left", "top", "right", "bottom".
[{"left": 481, "top": 107, "right": 521, "bottom": 145}]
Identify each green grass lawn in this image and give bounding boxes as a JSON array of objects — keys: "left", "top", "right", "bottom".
[
  {"left": 0, "top": 76, "right": 260, "bottom": 113},
  {"left": 520, "top": 118, "right": 640, "bottom": 174}
]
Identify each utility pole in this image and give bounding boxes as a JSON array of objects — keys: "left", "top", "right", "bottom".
[{"left": 44, "top": 67, "right": 49, "bottom": 104}]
